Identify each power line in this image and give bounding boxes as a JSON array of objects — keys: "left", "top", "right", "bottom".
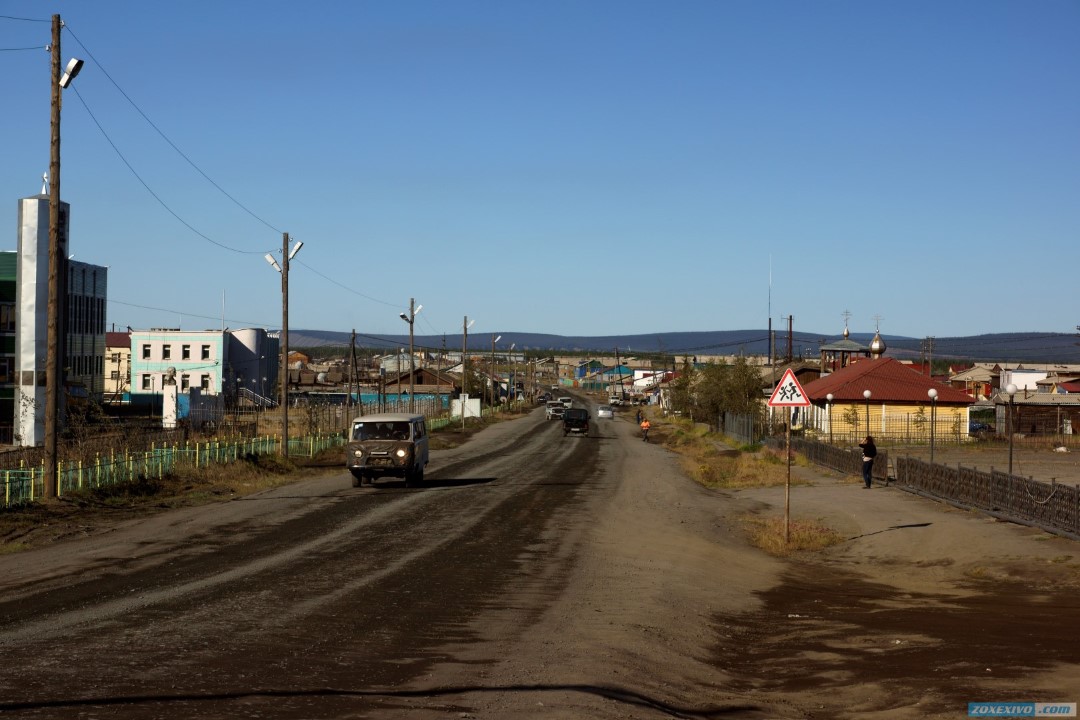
[
  {"left": 70, "top": 86, "right": 268, "bottom": 255},
  {"left": 63, "top": 23, "right": 283, "bottom": 237}
]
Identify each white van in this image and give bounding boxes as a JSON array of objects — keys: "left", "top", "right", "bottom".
[{"left": 346, "top": 413, "right": 429, "bottom": 487}]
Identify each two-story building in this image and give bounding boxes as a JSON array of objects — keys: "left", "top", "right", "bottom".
[{"left": 128, "top": 328, "right": 278, "bottom": 406}]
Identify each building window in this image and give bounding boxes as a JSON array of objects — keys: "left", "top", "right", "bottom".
[
  {"left": 110, "top": 352, "right": 120, "bottom": 363},
  {"left": 142, "top": 344, "right": 151, "bottom": 360},
  {"left": 141, "top": 375, "right": 152, "bottom": 391},
  {"left": 181, "top": 374, "right": 190, "bottom": 391},
  {"left": 201, "top": 375, "right": 210, "bottom": 391},
  {"left": 182, "top": 344, "right": 191, "bottom": 360},
  {"left": 110, "top": 370, "right": 120, "bottom": 380},
  {"left": 0, "top": 305, "right": 15, "bottom": 332},
  {"left": 162, "top": 345, "right": 171, "bottom": 360},
  {"left": 201, "top": 345, "right": 211, "bottom": 360}
]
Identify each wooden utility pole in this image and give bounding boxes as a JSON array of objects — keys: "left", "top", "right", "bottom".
[
  {"left": 44, "top": 15, "right": 64, "bottom": 498},
  {"left": 280, "top": 233, "right": 290, "bottom": 457}
]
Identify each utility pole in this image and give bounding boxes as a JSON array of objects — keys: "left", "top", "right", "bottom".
[
  {"left": 787, "top": 315, "right": 793, "bottom": 364},
  {"left": 44, "top": 16, "right": 82, "bottom": 496},
  {"left": 265, "top": 233, "right": 301, "bottom": 458},
  {"left": 490, "top": 334, "right": 501, "bottom": 412},
  {"left": 399, "top": 298, "right": 421, "bottom": 413},
  {"left": 280, "top": 232, "right": 290, "bottom": 458},
  {"left": 44, "top": 15, "right": 64, "bottom": 497},
  {"left": 462, "top": 316, "right": 474, "bottom": 431}
]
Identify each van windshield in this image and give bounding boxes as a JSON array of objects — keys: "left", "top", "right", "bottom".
[{"left": 352, "top": 421, "right": 410, "bottom": 441}]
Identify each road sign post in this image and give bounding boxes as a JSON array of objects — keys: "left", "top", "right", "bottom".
[{"left": 767, "top": 369, "right": 812, "bottom": 545}]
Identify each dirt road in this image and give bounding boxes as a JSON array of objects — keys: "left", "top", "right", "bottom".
[{"left": 0, "top": 397, "right": 1078, "bottom": 719}]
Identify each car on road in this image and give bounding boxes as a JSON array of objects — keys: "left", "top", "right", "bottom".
[
  {"left": 545, "top": 401, "right": 565, "bottom": 420},
  {"left": 346, "top": 413, "right": 429, "bottom": 488},
  {"left": 597, "top": 405, "right": 614, "bottom": 419},
  {"left": 562, "top": 408, "right": 590, "bottom": 436},
  {"left": 559, "top": 396, "right": 573, "bottom": 408}
]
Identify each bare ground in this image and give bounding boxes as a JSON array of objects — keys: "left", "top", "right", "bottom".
[{"left": 0, "top": 407, "right": 1077, "bottom": 719}]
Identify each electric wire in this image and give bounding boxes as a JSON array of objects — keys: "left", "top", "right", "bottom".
[
  {"left": 70, "top": 85, "right": 266, "bottom": 255},
  {"left": 62, "top": 24, "right": 283, "bottom": 237}
]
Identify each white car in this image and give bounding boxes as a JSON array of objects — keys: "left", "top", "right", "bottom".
[
  {"left": 545, "top": 401, "right": 565, "bottom": 420},
  {"left": 597, "top": 405, "right": 614, "bottom": 419}
]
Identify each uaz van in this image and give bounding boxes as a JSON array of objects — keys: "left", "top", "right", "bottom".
[{"left": 346, "top": 413, "right": 429, "bottom": 487}]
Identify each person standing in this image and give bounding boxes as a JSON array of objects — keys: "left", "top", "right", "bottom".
[
  {"left": 859, "top": 435, "right": 877, "bottom": 488},
  {"left": 640, "top": 417, "right": 651, "bottom": 443}
]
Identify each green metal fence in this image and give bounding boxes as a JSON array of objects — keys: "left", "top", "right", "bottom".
[{"left": 1, "top": 433, "right": 346, "bottom": 510}]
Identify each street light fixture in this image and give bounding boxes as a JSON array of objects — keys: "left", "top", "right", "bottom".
[
  {"left": 825, "top": 393, "right": 834, "bottom": 445},
  {"left": 1006, "top": 383, "right": 1017, "bottom": 476},
  {"left": 399, "top": 299, "right": 422, "bottom": 412},
  {"left": 863, "top": 389, "right": 872, "bottom": 435},
  {"left": 927, "top": 388, "right": 938, "bottom": 464},
  {"left": 265, "top": 234, "right": 301, "bottom": 458},
  {"left": 44, "top": 13, "right": 85, "bottom": 497},
  {"left": 462, "top": 316, "right": 474, "bottom": 431},
  {"left": 490, "top": 334, "right": 502, "bottom": 412}
]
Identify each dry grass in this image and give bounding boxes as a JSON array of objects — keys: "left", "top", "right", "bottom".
[
  {"left": 652, "top": 416, "right": 805, "bottom": 489},
  {"left": 741, "top": 514, "right": 845, "bottom": 557}
]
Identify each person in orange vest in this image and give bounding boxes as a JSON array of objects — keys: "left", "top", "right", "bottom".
[{"left": 640, "top": 417, "right": 651, "bottom": 443}]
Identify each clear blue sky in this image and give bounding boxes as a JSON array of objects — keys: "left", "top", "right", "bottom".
[{"left": 2, "top": 1, "right": 1077, "bottom": 342}]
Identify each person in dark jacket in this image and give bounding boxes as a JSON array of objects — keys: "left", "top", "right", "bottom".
[{"left": 858, "top": 435, "right": 877, "bottom": 488}]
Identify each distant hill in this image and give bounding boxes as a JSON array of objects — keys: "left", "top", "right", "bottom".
[{"left": 291, "top": 329, "right": 1080, "bottom": 364}]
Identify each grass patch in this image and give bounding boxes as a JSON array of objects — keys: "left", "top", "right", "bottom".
[
  {"left": 742, "top": 515, "right": 845, "bottom": 557},
  {"left": 651, "top": 416, "right": 803, "bottom": 489}
]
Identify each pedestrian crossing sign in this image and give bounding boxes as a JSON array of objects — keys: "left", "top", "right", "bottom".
[{"left": 768, "top": 368, "right": 811, "bottom": 407}]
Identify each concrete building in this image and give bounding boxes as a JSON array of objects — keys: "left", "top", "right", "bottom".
[
  {"left": 8, "top": 191, "right": 107, "bottom": 446},
  {"left": 128, "top": 328, "right": 278, "bottom": 405}
]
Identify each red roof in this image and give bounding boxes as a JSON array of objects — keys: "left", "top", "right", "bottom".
[
  {"left": 801, "top": 357, "right": 974, "bottom": 404},
  {"left": 105, "top": 331, "right": 130, "bottom": 348}
]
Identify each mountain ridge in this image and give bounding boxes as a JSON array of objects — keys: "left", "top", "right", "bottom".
[{"left": 290, "top": 329, "right": 1080, "bottom": 364}]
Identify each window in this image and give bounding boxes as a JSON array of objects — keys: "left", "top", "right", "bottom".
[
  {"left": 181, "top": 374, "right": 190, "bottom": 391},
  {"left": 201, "top": 345, "right": 211, "bottom": 360},
  {"left": 182, "top": 344, "right": 191, "bottom": 360},
  {"left": 162, "top": 345, "right": 171, "bottom": 360},
  {"left": 142, "top": 344, "right": 151, "bottom": 359},
  {"left": 201, "top": 375, "right": 210, "bottom": 391},
  {"left": 141, "top": 375, "right": 152, "bottom": 391},
  {"left": 110, "top": 352, "right": 120, "bottom": 363},
  {"left": 110, "top": 370, "right": 120, "bottom": 380}
]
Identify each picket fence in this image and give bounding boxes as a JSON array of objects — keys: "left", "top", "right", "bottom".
[{"left": 2, "top": 433, "right": 344, "bottom": 509}]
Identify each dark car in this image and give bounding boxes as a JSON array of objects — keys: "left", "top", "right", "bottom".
[
  {"left": 969, "top": 421, "right": 994, "bottom": 438},
  {"left": 562, "top": 408, "right": 590, "bottom": 437}
]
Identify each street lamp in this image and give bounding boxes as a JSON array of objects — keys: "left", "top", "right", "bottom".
[
  {"left": 509, "top": 343, "right": 516, "bottom": 403},
  {"left": 826, "top": 393, "right": 834, "bottom": 445},
  {"left": 399, "top": 298, "right": 422, "bottom": 412},
  {"left": 462, "top": 316, "right": 474, "bottom": 431},
  {"left": 1006, "top": 383, "right": 1017, "bottom": 476},
  {"left": 927, "top": 388, "right": 938, "bottom": 463},
  {"left": 265, "top": 234, "right": 302, "bottom": 458},
  {"left": 490, "top": 334, "right": 502, "bottom": 412},
  {"left": 44, "top": 14, "right": 85, "bottom": 498},
  {"left": 863, "top": 389, "right": 872, "bottom": 435}
]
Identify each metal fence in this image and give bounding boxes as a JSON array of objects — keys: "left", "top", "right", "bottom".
[
  {"left": 765, "top": 436, "right": 890, "bottom": 483},
  {"left": 894, "top": 457, "right": 1080, "bottom": 540},
  {"left": 1, "top": 433, "right": 345, "bottom": 509},
  {"left": 723, "top": 412, "right": 767, "bottom": 446},
  {"left": 779, "top": 434, "right": 1080, "bottom": 540}
]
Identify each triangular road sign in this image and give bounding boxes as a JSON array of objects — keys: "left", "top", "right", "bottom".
[{"left": 768, "top": 368, "right": 811, "bottom": 407}]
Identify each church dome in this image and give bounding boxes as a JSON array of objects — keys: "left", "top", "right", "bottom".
[{"left": 869, "top": 331, "right": 887, "bottom": 357}]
